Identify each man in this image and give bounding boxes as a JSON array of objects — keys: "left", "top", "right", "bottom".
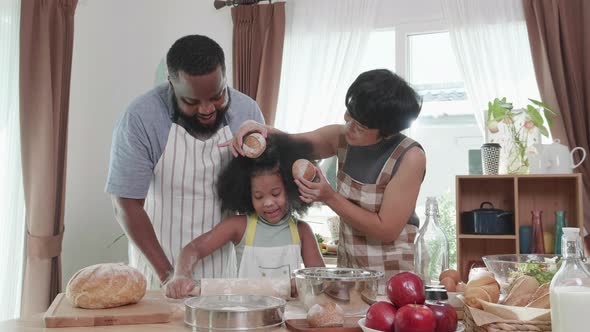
[{"left": 106, "top": 35, "right": 264, "bottom": 287}]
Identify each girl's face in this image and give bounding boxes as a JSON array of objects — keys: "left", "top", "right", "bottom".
[
  {"left": 251, "top": 172, "right": 288, "bottom": 223},
  {"left": 343, "top": 111, "right": 381, "bottom": 146}
]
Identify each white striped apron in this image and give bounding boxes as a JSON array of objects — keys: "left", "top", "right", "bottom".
[{"left": 129, "top": 123, "right": 238, "bottom": 288}]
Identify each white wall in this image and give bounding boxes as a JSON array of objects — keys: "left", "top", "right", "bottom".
[
  {"left": 375, "top": 0, "right": 444, "bottom": 27},
  {"left": 63, "top": 0, "right": 234, "bottom": 288}
]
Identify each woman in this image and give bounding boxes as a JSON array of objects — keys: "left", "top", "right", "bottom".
[{"left": 223, "top": 69, "right": 425, "bottom": 293}]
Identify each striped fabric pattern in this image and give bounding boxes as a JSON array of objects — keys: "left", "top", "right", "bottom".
[
  {"left": 129, "top": 124, "right": 237, "bottom": 288},
  {"left": 336, "top": 133, "right": 420, "bottom": 294}
]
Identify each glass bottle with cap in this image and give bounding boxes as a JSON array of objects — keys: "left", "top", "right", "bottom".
[
  {"left": 550, "top": 227, "right": 590, "bottom": 332},
  {"left": 553, "top": 211, "right": 566, "bottom": 256},
  {"left": 414, "top": 197, "right": 449, "bottom": 284}
]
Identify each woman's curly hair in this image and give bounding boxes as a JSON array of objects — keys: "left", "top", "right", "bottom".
[{"left": 217, "top": 133, "right": 315, "bottom": 216}]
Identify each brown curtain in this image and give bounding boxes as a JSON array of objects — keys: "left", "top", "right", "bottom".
[
  {"left": 231, "top": 2, "right": 285, "bottom": 125},
  {"left": 19, "top": 0, "right": 78, "bottom": 315},
  {"left": 523, "top": 0, "right": 590, "bottom": 239}
]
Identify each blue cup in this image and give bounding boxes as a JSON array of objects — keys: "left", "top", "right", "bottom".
[{"left": 519, "top": 226, "right": 532, "bottom": 254}]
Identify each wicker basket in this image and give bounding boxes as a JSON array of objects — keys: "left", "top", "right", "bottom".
[{"left": 463, "top": 305, "right": 552, "bottom": 332}]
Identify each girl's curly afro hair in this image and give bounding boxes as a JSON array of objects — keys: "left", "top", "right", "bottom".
[{"left": 217, "top": 133, "right": 315, "bottom": 216}]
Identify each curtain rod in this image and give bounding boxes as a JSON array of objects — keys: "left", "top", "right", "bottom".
[{"left": 213, "top": 0, "right": 272, "bottom": 10}]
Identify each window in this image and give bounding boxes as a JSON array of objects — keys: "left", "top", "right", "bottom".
[
  {"left": 405, "top": 31, "right": 483, "bottom": 206},
  {"left": 405, "top": 31, "right": 484, "bottom": 269},
  {"left": 0, "top": 0, "right": 25, "bottom": 320}
]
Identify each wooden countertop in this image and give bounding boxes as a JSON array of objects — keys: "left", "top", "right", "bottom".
[{"left": 0, "top": 291, "right": 310, "bottom": 332}]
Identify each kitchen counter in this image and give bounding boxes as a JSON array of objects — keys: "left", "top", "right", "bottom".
[{"left": 0, "top": 291, "right": 310, "bottom": 332}]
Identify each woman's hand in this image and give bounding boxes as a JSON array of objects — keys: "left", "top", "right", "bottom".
[
  {"left": 295, "top": 166, "right": 335, "bottom": 203},
  {"left": 163, "top": 275, "right": 197, "bottom": 299},
  {"left": 218, "top": 120, "right": 269, "bottom": 157}
]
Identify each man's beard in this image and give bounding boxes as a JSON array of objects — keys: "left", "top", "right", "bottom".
[{"left": 172, "top": 91, "right": 231, "bottom": 138}]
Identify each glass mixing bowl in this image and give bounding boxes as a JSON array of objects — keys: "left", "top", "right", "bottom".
[{"left": 482, "top": 254, "right": 561, "bottom": 293}]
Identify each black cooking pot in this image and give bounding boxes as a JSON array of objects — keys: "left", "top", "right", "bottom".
[{"left": 460, "top": 202, "right": 514, "bottom": 235}]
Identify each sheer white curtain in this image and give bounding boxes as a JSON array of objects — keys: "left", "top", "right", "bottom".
[
  {"left": 440, "top": 0, "right": 540, "bottom": 134},
  {"left": 0, "top": 0, "right": 25, "bottom": 321},
  {"left": 274, "top": 0, "right": 378, "bottom": 133}
]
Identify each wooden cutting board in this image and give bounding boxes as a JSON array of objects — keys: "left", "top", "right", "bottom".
[
  {"left": 285, "top": 317, "right": 362, "bottom": 332},
  {"left": 44, "top": 292, "right": 173, "bottom": 328}
]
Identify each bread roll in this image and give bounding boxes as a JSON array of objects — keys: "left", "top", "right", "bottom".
[
  {"left": 440, "top": 277, "right": 457, "bottom": 292},
  {"left": 456, "top": 282, "right": 467, "bottom": 292},
  {"left": 465, "top": 287, "right": 494, "bottom": 308},
  {"left": 242, "top": 133, "right": 266, "bottom": 158},
  {"left": 439, "top": 269, "right": 461, "bottom": 284},
  {"left": 307, "top": 302, "right": 344, "bottom": 328},
  {"left": 292, "top": 159, "right": 316, "bottom": 182},
  {"left": 466, "top": 276, "right": 498, "bottom": 288},
  {"left": 465, "top": 275, "right": 500, "bottom": 308},
  {"left": 468, "top": 268, "right": 494, "bottom": 281},
  {"left": 66, "top": 263, "right": 146, "bottom": 309},
  {"left": 502, "top": 276, "right": 539, "bottom": 307}
]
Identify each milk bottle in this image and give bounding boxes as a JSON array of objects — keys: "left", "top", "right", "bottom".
[{"left": 550, "top": 227, "right": 590, "bottom": 331}]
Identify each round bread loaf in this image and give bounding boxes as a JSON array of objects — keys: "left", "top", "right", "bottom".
[
  {"left": 242, "top": 133, "right": 266, "bottom": 158},
  {"left": 292, "top": 159, "right": 316, "bottom": 182},
  {"left": 307, "top": 302, "right": 344, "bottom": 328},
  {"left": 66, "top": 263, "right": 147, "bottom": 309}
]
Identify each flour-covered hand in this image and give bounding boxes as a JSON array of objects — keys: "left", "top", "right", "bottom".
[{"left": 163, "top": 275, "right": 197, "bottom": 299}]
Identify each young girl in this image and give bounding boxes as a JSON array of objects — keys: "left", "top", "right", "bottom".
[{"left": 164, "top": 134, "right": 325, "bottom": 298}]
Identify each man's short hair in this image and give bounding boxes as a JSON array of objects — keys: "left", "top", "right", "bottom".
[{"left": 166, "top": 35, "right": 226, "bottom": 79}]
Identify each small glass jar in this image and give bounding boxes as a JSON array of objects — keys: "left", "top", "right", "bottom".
[{"left": 425, "top": 288, "right": 448, "bottom": 304}]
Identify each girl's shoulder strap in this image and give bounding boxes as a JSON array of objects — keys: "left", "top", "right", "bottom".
[{"left": 244, "top": 213, "right": 259, "bottom": 246}]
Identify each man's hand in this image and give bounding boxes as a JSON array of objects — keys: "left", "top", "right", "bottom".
[
  {"left": 163, "top": 275, "right": 198, "bottom": 299},
  {"left": 218, "top": 120, "right": 269, "bottom": 157},
  {"left": 295, "top": 166, "right": 335, "bottom": 204}
]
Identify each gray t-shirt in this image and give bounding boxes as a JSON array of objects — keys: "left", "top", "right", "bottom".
[{"left": 105, "top": 84, "right": 264, "bottom": 199}]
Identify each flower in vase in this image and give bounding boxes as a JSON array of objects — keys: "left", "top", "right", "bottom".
[
  {"left": 524, "top": 119, "right": 535, "bottom": 131},
  {"left": 486, "top": 98, "right": 557, "bottom": 174}
]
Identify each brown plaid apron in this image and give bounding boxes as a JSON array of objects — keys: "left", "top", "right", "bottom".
[{"left": 336, "top": 134, "right": 421, "bottom": 294}]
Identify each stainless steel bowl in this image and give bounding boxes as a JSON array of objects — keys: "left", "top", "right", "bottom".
[
  {"left": 294, "top": 267, "right": 383, "bottom": 316},
  {"left": 184, "top": 295, "right": 286, "bottom": 331}
]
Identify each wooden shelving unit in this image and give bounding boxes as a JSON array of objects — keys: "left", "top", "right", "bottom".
[{"left": 455, "top": 174, "right": 584, "bottom": 282}]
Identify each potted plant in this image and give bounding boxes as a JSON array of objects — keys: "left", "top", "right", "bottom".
[{"left": 486, "top": 98, "right": 557, "bottom": 174}]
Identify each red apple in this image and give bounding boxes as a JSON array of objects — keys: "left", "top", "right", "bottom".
[
  {"left": 394, "top": 304, "right": 436, "bottom": 332},
  {"left": 387, "top": 271, "right": 426, "bottom": 308},
  {"left": 365, "top": 301, "right": 397, "bottom": 332},
  {"left": 426, "top": 302, "right": 458, "bottom": 332}
]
